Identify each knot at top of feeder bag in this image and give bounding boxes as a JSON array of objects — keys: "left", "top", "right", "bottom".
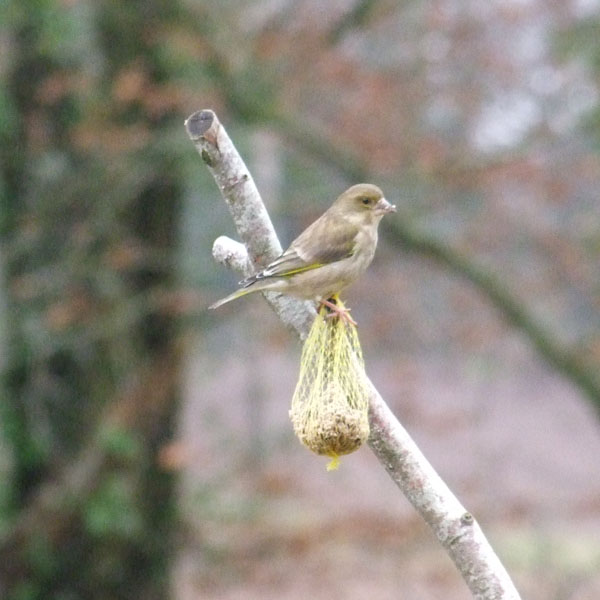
[{"left": 290, "top": 297, "right": 370, "bottom": 470}]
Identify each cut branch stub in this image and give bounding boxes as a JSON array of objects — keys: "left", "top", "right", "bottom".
[{"left": 185, "top": 109, "right": 218, "bottom": 142}]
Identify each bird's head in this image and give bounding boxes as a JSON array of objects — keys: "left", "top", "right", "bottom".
[{"left": 334, "top": 184, "right": 396, "bottom": 221}]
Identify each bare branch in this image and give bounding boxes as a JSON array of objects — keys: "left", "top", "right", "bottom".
[
  {"left": 386, "top": 222, "right": 600, "bottom": 411},
  {"left": 186, "top": 109, "right": 522, "bottom": 600},
  {"left": 185, "top": 110, "right": 315, "bottom": 338}
]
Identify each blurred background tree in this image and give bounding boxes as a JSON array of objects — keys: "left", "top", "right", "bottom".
[{"left": 1, "top": 1, "right": 599, "bottom": 599}]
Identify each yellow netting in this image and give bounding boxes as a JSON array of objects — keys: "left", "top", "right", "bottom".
[{"left": 290, "top": 297, "right": 370, "bottom": 470}]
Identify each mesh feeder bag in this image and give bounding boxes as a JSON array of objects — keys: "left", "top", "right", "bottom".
[{"left": 290, "top": 298, "right": 370, "bottom": 470}]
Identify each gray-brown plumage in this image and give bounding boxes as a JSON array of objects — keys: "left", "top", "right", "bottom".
[{"left": 209, "top": 183, "right": 395, "bottom": 313}]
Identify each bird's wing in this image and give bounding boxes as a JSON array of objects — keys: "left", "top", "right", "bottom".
[{"left": 241, "top": 215, "right": 358, "bottom": 286}]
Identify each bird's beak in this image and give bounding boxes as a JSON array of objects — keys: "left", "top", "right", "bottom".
[{"left": 375, "top": 197, "right": 396, "bottom": 215}]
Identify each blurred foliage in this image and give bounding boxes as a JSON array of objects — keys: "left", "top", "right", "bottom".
[
  {"left": 557, "top": 17, "right": 600, "bottom": 144},
  {"left": 0, "top": 0, "right": 196, "bottom": 597}
]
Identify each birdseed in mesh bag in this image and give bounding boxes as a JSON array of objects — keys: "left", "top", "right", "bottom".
[{"left": 290, "top": 298, "right": 370, "bottom": 470}]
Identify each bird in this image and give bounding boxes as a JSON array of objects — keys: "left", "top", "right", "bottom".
[{"left": 209, "top": 183, "right": 395, "bottom": 324}]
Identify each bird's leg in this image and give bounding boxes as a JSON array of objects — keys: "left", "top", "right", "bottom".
[{"left": 320, "top": 295, "right": 357, "bottom": 326}]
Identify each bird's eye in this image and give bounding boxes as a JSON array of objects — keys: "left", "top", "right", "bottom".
[{"left": 361, "top": 197, "right": 371, "bottom": 205}]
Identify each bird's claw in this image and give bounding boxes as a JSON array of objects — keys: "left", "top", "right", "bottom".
[{"left": 320, "top": 298, "right": 357, "bottom": 326}]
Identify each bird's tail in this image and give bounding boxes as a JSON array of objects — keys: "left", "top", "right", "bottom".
[{"left": 208, "top": 286, "right": 255, "bottom": 310}]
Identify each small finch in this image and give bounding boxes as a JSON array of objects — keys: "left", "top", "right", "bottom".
[{"left": 209, "top": 183, "right": 395, "bottom": 322}]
